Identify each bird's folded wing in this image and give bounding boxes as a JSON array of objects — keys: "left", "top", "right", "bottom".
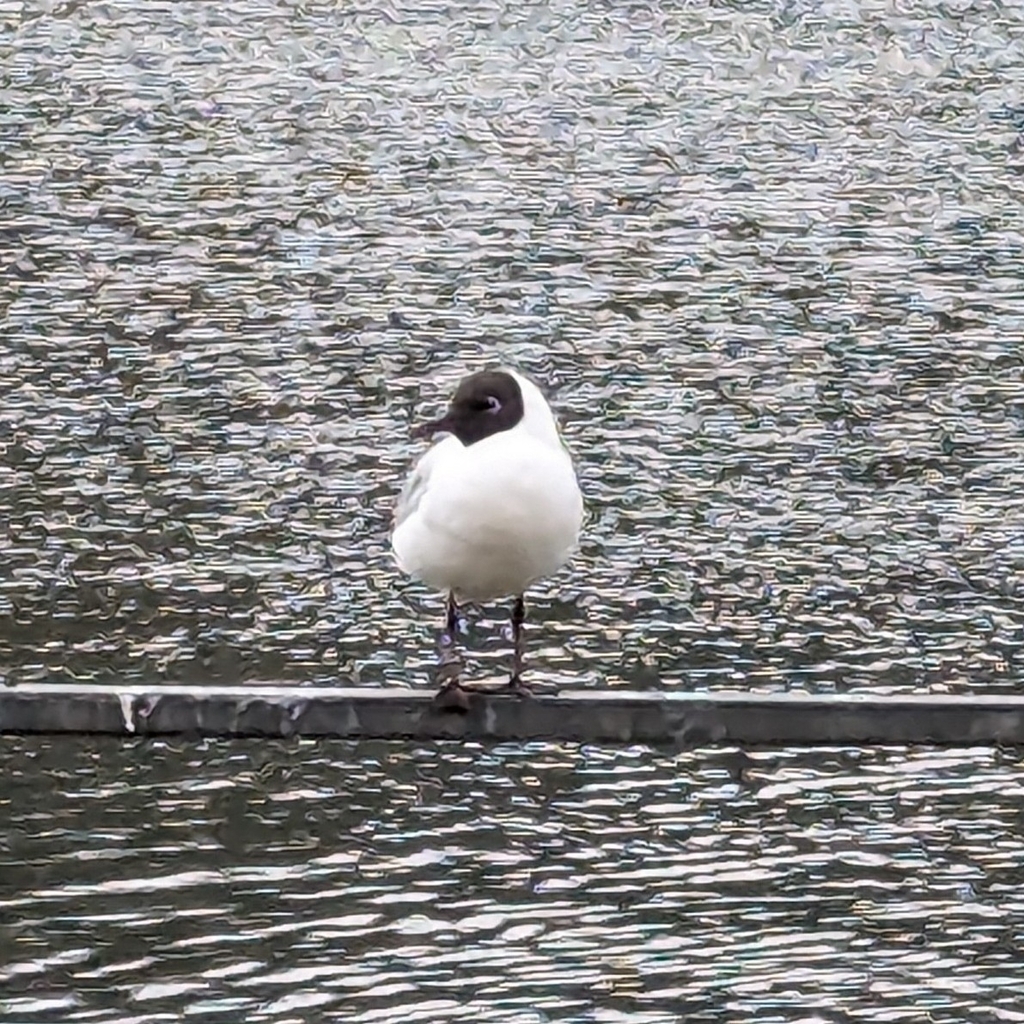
[
  {"left": 394, "top": 440, "right": 450, "bottom": 528},
  {"left": 394, "top": 464, "right": 425, "bottom": 528}
]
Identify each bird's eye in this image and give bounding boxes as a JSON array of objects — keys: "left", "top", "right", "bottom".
[{"left": 478, "top": 395, "right": 501, "bottom": 414}]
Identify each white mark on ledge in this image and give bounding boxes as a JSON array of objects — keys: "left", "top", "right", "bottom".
[
  {"left": 119, "top": 693, "right": 136, "bottom": 734},
  {"left": 483, "top": 703, "right": 497, "bottom": 734}
]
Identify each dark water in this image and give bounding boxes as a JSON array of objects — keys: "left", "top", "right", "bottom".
[
  {"left": 4, "top": 4, "right": 1024, "bottom": 1016},
  {"left": 3, "top": 0, "right": 1024, "bottom": 694},
  {"left": 3, "top": 738, "right": 1024, "bottom": 1022}
]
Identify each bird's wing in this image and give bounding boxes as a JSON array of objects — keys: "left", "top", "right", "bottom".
[
  {"left": 393, "top": 437, "right": 457, "bottom": 529},
  {"left": 394, "top": 459, "right": 427, "bottom": 529}
]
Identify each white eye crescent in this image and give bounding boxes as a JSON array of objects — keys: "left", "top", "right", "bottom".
[{"left": 485, "top": 395, "right": 502, "bottom": 413}]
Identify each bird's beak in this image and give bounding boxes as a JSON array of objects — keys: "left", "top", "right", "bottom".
[{"left": 412, "top": 415, "right": 452, "bottom": 440}]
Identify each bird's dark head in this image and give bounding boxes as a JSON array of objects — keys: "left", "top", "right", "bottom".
[{"left": 414, "top": 370, "right": 525, "bottom": 446}]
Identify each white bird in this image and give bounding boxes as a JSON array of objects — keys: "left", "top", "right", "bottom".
[{"left": 392, "top": 368, "right": 583, "bottom": 706}]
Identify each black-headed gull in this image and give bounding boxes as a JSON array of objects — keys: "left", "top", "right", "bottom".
[{"left": 393, "top": 368, "right": 583, "bottom": 706}]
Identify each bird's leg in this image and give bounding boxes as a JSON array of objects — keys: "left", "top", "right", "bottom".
[
  {"left": 506, "top": 594, "right": 532, "bottom": 697},
  {"left": 434, "top": 591, "right": 468, "bottom": 708},
  {"left": 446, "top": 591, "right": 460, "bottom": 637},
  {"left": 437, "top": 591, "right": 462, "bottom": 679}
]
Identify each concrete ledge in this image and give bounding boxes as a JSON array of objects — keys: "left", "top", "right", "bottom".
[{"left": 2, "top": 684, "right": 1024, "bottom": 746}]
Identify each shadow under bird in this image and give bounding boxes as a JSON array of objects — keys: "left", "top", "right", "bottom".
[{"left": 392, "top": 368, "right": 584, "bottom": 708}]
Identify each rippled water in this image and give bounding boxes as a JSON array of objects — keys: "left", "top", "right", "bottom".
[
  {"left": 3, "top": 738, "right": 1024, "bottom": 1022},
  {"left": 4, "top": 0, "right": 1024, "bottom": 693},
  {"left": 6, "top": 5, "right": 1024, "bottom": 1017}
]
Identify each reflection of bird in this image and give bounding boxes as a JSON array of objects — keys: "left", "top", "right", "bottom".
[{"left": 393, "top": 369, "right": 584, "bottom": 707}]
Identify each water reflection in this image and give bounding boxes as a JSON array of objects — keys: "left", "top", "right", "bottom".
[
  {"left": 3, "top": 0, "right": 1024, "bottom": 693},
  {"left": 3, "top": 737, "right": 1024, "bottom": 1021}
]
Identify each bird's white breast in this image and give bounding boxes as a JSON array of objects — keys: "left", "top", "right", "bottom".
[{"left": 392, "top": 427, "right": 583, "bottom": 603}]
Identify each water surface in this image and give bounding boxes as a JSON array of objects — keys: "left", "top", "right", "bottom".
[
  {"left": 2, "top": 0, "right": 1024, "bottom": 693},
  {"left": 3, "top": 737, "right": 1024, "bottom": 1022}
]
